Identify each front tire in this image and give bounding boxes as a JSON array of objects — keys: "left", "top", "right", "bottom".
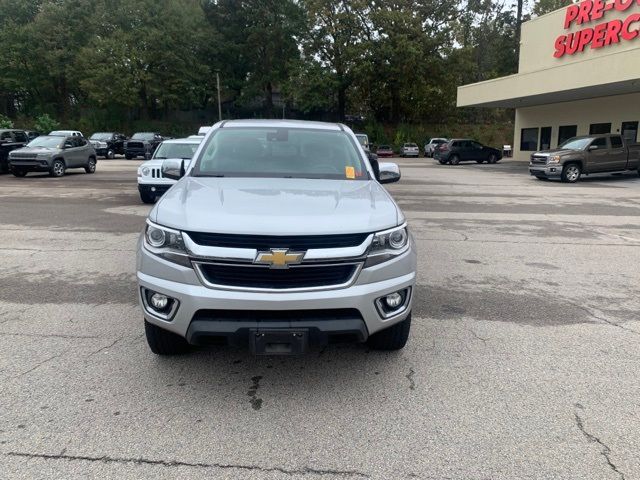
[
  {"left": 50, "top": 159, "right": 65, "bottom": 177},
  {"left": 85, "top": 157, "right": 96, "bottom": 174},
  {"left": 144, "top": 320, "right": 190, "bottom": 355},
  {"left": 106, "top": 149, "right": 115, "bottom": 159},
  {"left": 367, "top": 315, "right": 411, "bottom": 351},
  {"left": 450, "top": 155, "right": 460, "bottom": 165},
  {"left": 561, "top": 163, "right": 581, "bottom": 183},
  {"left": 487, "top": 154, "right": 497, "bottom": 164},
  {"left": 125, "top": 154, "right": 133, "bottom": 160}
]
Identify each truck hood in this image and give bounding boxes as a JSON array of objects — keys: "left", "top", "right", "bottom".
[
  {"left": 534, "top": 148, "right": 578, "bottom": 156},
  {"left": 9, "top": 146, "right": 60, "bottom": 155},
  {"left": 151, "top": 177, "right": 401, "bottom": 235}
]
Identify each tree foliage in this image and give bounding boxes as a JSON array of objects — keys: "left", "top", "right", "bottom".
[{"left": 0, "top": 0, "right": 522, "bottom": 133}]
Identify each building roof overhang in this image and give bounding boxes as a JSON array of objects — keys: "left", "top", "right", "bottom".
[{"left": 457, "top": 48, "right": 640, "bottom": 108}]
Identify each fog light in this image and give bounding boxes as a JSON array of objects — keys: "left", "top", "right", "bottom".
[
  {"left": 375, "top": 287, "right": 411, "bottom": 319},
  {"left": 151, "top": 186, "right": 156, "bottom": 192},
  {"left": 385, "top": 292, "right": 403, "bottom": 308},
  {"left": 150, "top": 293, "right": 168, "bottom": 310}
]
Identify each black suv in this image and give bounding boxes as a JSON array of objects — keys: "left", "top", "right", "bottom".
[
  {"left": 125, "top": 132, "right": 163, "bottom": 159},
  {"left": 0, "top": 129, "right": 29, "bottom": 173},
  {"left": 89, "top": 132, "right": 128, "bottom": 159},
  {"left": 434, "top": 139, "right": 502, "bottom": 165}
]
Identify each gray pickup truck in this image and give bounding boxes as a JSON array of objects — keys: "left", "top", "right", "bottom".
[{"left": 529, "top": 134, "right": 640, "bottom": 183}]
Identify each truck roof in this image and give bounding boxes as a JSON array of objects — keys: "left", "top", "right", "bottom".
[{"left": 221, "top": 119, "right": 343, "bottom": 131}]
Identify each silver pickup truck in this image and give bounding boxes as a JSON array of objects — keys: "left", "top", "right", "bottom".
[
  {"left": 137, "top": 120, "right": 417, "bottom": 356},
  {"left": 529, "top": 134, "right": 640, "bottom": 183}
]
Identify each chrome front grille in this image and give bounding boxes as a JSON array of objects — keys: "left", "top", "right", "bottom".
[
  {"left": 151, "top": 168, "right": 162, "bottom": 178},
  {"left": 531, "top": 155, "right": 547, "bottom": 165}
]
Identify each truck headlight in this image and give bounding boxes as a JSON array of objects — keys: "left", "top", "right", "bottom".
[
  {"left": 36, "top": 153, "right": 49, "bottom": 160},
  {"left": 548, "top": 155, "right": 561, "bottom": 164},
  {"left": 141, "top": 167, "right": 150, "bottom": 176},
  {"left": 143, "top": 221, "right": 191, "bottom": 267},
  {"left": 365, "top": 224, "right": 410, "bottom": 267}
]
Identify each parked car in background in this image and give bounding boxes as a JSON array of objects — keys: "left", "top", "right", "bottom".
[
  {"left": 376, "top": 145, "right": 395, "bottom": 158},
  {"left": 9, "top": 135, "right": 96, "bottom": 177},
  {"left": 355, "top": 133, "right": 370, "bottom": 152},
  {"left": 0, "top": 129, "right": 29, "bottom": 173},
  {"left": 529, "top": 134, "right": 640, "bottom": 183},
  {"left": 400, "top": 143, "right": 420, "bottom": 157},
  {"left": 137, "top": 137, "right": 202, "bottom": 203},
  {"left": 25, "top": 130, "right": 40, "bottom": 141},
  {"left": 89, "top": 132, "right": 128, "bottom": 159},
  {"left": 49, "top": 130, "right": 84, "bottom": 137},
  {"left": 125, "top": 132, "right": 163, "bottom": 159},
  {"left": 424, "top": 138, "right": 448, "bottom": 157},
  {"left": 434, "top": 139, "right": 502, "bottom": 165}
]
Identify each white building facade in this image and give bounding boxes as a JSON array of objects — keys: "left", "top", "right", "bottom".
[{"left": 458, "top": 0, "right": 640, "bottom": 160}]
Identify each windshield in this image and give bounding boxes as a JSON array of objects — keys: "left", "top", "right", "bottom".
[
  {"left": 132, "top": 133, "right": 155, "bottom": 140},
  {"left": 433, "top": 139, "right": 446, "bottom": 144},
  {"left": 27, "top": 136, "right": 63, "bottom": 148},
  {"left": 559, "top": 137, "right": 591, "bottom": 150},
  {"left": 193, "top": 127, "right": 369, "bottom": 180},
  {"left": 90, "top": 133, "right": 112, "bottom": 140},
  {"left": 355, "top": 134, "right": 368, "bottom": 146},
  {"left": 153, "top": 142, "right": 200, "bottom": 159}
]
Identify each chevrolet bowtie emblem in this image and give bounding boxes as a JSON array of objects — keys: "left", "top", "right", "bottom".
[{"left": 254, "top": 249, "right": 305, "bottom": 269}]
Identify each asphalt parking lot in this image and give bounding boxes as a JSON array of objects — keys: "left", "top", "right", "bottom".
[{"left": 2, "top": 157, "right": 640, "bottom": 480}]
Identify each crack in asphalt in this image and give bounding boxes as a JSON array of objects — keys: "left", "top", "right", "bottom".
[
  {"left": 566, "top": 301, "right": 640, "bottom": 338},
  {"left": 17, "top": 352, "right": 66, "bottom": 377},
  {"left": 0, "top": 332, "right": 99, "bottom": 339},
  {"left": 247, "top": 375, "right": 263, "bottom": 411},
  {"left": 86, "top": 337, "right": 122, "bottom": 357},
  {"left": 406, "top": 368, "right": 416, "bottom": 390},
  {"left": 466, "top": 328, "right": 488, "bottom": 345},
  {"left": 6, "top": 451, "right": 370, "bottom": 478},
  {"left": 574, "top": 412, "right": 625, "bottom": 480}
]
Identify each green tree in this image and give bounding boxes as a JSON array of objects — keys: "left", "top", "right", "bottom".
[
  {"left": 532, "top": 0, "right": 575, "bottom": 16},
  {"left": 34, "top": 114, "right": 59, "bottom": 133},
  {"left": 203, "top": 0, "right": 304, "bottom": 117}
]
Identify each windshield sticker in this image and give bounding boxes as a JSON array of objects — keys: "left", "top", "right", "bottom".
[{"left": 345, "top": 166, "right": 355, "bottom": 179}]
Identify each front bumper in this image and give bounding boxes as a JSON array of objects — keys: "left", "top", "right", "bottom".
[
  {"left": 529, "top": 164, "right": 561, "bottom": 177},
  {"left": 10, "top": 160, "right": 51, "bottom": 172},
  {"left": 137, "top": 244, "right": 417, "bottom": 345},
  {"left": 138, "top": 183, "right": 172, "bottom": 197}
]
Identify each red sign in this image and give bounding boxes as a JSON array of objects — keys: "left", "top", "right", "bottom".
[{"left": 554, "top": 0, "right": 640, "bottom": 57}]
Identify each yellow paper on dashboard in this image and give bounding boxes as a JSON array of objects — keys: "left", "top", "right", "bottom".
[{"left": 345, "top": 166, "right": 355, "bottom": 179}]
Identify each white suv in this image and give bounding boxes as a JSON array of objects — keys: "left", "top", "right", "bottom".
[{"left": 137, "top": 137, "right": 202, "bottom": 204}]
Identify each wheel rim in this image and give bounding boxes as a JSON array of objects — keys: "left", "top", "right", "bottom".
[
  {"left": 88, "top": 160, "right": 96, "bottom": 171},
  {"left": 54, "top": 162, "right": 63, "bottom": 176},
  {"left": 489, "top": 155, "right": 495, "bottom": 163},
  {"left": 107, "top": 150, "right": 114, "bottom": 159},
  {"left": 566, "top": 165, "right": 579, "bottom": 181}
]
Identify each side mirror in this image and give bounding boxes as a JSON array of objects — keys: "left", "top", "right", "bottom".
[
  {"left": 367, "top": 151, "right": 380, "bottom": 181},
  {"left": 588, "top": 145, "right": 599, "bottom": 151},
  {"left": 161, "top": 159, "right": 186, "bottom": 180},
  {"left": 378, "top": 162, "right": 401, "bottom": 184}
]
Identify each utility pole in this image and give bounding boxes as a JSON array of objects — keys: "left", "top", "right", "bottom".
[{"left": 216, "top": 71, "right": 222, "bottom": 121}]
